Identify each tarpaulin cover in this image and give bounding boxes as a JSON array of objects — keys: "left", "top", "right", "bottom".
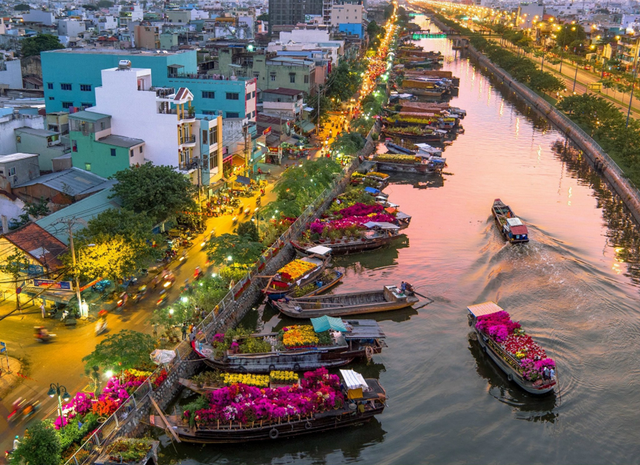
[
  {"left": 235, "top": 175, "right": 251, "bottom": 185},
  {"left": 150, "top": 349, "right": 177, "bottom": 365},
  {"left": 311, "top": 315, "right": 347, "bottom": 333},
  {"left": 364, "top": 187, "right": 380, "bottom": 194}
]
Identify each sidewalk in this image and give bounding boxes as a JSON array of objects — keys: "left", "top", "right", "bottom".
[{"left": 0, "top": 357, "right": 23, "bottom": 400}]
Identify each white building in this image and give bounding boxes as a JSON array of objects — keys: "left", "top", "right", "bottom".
[
  {"left": 0, "top": 110, "right": 45, "bottom": 155},
  {"left": 21, "top": 10, "right": 56, "bottom": 26},
  {"left": 0, "top": 60, "right": 23, "bottom": 91},
  {"left": 97, "top": 15, "right": 119, "bottom": 32},
  {"left": 87, "top": 67, "right": 223, "bottom": 186},
  {"left": 58, "top": 19, "right": 86, "bottom": 37}
]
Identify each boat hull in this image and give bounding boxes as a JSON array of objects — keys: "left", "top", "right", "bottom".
[
  {"left": 166, "top": 405, "right": 384, "bottom": 444},
  {"left": 291, "top": 237, "right": 397, "bottom": 256},
  {"left": 491, "top": 200, "right": 529, "bottom": 244},
  {"left": 474, "top": 330, "right": 555, "bottom": 395},
  {"left": 275, "top": 299, "right": 417, "bottom": 319}
]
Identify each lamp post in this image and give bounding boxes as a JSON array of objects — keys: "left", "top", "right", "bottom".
[{"left": 48, "top": 383, "right": 71, "bottom": 430}]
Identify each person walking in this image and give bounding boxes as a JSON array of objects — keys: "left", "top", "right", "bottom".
[{"left": 181, "top": 322, "right": 188, "bottom": 341}]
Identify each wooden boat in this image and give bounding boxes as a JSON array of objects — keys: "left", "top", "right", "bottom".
[
  {"left": 491, "top": 199, "right": 529, "bottom": 244},
  {"left": 291, "top": 224, "right": 403, "bottom": 256},
  {"left": 381, "top": 127, "right": 444, "bottom": 143},
  {"left": 192, "top": 319, "right": 386, "bottom": 373},
  {"left": 467, "top": 301, "right": 557, "bottom": 395},
  {"left": 289, "top": 269, "right": 344, "bottom": 298},
  {"left": 273, "top": 285, "right": 420, "bottom": 319},
  {"left": 152, "top": 370, "right": 386, "bottom": 444},
  {"left": 374, "top": 153, "right": 445, "bottom": 174},
  {"left": 263, "top": 246, "right": 331, "bottom": 299}
]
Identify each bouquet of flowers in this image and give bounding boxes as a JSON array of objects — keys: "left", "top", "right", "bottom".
[
  {"left": 278, "top": 260, "right": 318, "bottom": 282},
  {"left": 222, "top": 373, "right": 270, "bottom": 388},
  {"left": 281, "top": 325, "right": 319, "bottom": 348}
]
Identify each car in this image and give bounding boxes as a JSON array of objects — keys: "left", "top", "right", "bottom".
[
  {"left": 602, "top": 71, "right": 612, "bottom": 78},
  {"left": 584, "top": 64, "right": 592, "bottom": 70}
]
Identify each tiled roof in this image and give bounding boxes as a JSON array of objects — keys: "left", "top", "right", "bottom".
[
  {"left": 15, "top": 168, "right": 114, "bottom": 197},
  {"left": 3, "top": 222, "right": 68, "bottom": 270}
]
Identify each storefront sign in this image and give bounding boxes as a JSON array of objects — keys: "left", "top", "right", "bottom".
[
  {"left": 263, "top": 126, "right": 272, "bottom": 136},
  {"left": 32, "top": 279, "right": 72, "bottom": 290}
]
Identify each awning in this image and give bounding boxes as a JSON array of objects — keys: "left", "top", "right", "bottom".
[
  {"left": 298, "top": 120, "right": 316, "bottom": 133},
  {"left": 363, "top": 221, "right": 400, "bottom": 230},
  {"left": 340, "top": 369, "right": 368, "bottom": 390},
  {"left": 305, "top": 245, "right": 332, "bottom": 256},
  {"left": 234, "top": 175, "right": 251, "bottom": 185},
  {"left": 467, "top": 301, "right": 503, "bottom": 318},
  {"left": 311, "top": 315, "right": 347, "bottom": 333}
]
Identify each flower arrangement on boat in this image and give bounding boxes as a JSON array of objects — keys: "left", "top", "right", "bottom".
[
  {"left": 475, "top": 311, "right": 555, "bottom": 381},
  {"left": 373, "top": 154, "right": 421, "bottom": 164},
  {"left": 184, "top": 368, "right": 344, "bottom": 426},
  {"left": 366, "top": 172, "right": 390, "bottom": 179},
  {"left": 282, "top": 325, "right": 319, "bottom": 348},
  {"left": 222, "top": 373, "right": 270, "bottom": 388},
  {"left": 308, "top": 202, "right": 396, "bottom": 237},
  {"left": 270, "top": 370, "right": 299, "bottom": 384},
  {"left": 278, "top": 259, "right": 318, "bottom": 282}
]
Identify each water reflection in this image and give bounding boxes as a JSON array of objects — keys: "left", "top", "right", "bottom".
[
  {"left": 336, "top": 237, "right": 410, "bottom": 270},
  {"left": 468, "top": 334, "right": 559, "bottom": 423}
]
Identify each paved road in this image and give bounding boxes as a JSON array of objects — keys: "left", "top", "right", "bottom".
[{"left": 0, "top": 182, "right": 277, "bottom": 458}]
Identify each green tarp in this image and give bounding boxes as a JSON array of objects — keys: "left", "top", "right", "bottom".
[{"left": 311, "top": 316, "right": 347, "bottom": 333}]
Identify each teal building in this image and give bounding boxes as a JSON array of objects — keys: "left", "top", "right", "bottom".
[{"left": 41, "top": 49, "right": 257, "bottom": 120}]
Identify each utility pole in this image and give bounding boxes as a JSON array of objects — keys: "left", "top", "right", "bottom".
[
  {"left": 627, "top": 40, "right": 640, "bottom": 128},
  {"left": 55, "top": 218, "right": 85, "bottom": 319},
  {"left": 572, "top": 62, "right": 579, "bottom": 92}
]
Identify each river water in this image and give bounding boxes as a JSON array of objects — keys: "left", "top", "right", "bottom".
[{"left": 161, "top": 15, "right": 640, "bottom": 464}]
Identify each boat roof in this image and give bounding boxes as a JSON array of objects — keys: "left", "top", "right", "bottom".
[
  {"left": 305, "top": 245, "right": 332, "bottom": 256},
  {"left": 340, "top": 369, "right": 368, "bottom": 390},
  {"left": 506, "top": 217, "right": 523, "bottom": 227},
  {"left": 467, "top": 301, "right": 504, "bottom": 317},
  {"left": 510, "top": 225, "right": 528, "bottom": 235},
  {"left": 311, "top": 315, "right": 347, "bottom": 333},
  {"left": 364, "top": 186, "right": 380, "bottom": 194},
  {"left": 363, "top": 221, "right": 400, "bottom": 230},
  {"left": 344, "top": 319, "right": 386, "bottom": 339},
  {"left": 396, "top": 211, "right": 411, "bottom": 219}
]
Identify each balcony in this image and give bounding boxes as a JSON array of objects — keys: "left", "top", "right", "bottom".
[{"left": 179, "top": 135, "right": 197, "bottom": 148}]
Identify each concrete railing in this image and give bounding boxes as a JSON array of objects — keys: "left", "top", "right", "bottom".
[{"left": 63, "top": 130, "right": 380, "bottom": 465}]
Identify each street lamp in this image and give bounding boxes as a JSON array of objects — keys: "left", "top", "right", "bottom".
[{"left": 48, "top": 383, "right": 71, "bottom": 430}]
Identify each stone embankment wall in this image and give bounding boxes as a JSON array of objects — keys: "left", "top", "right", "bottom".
[{"left": 428, "top": 14, "right": 640, "bottom": 225}]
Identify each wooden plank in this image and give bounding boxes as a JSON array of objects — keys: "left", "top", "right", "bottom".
[{"left": 149, "top": 396, "right": 181, "bottom": 443}]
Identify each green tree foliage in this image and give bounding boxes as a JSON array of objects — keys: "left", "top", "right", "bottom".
[
  {"left": 257, "top": 13, "right": 268, "bottom": 21},
  {"left": 97, "top": 0, "right": 114, "bottom": 6},
  {"left": 331, "top": 131, "right": 365, "bottom": 155},
  {"left": 14, "top": 3, "right": 30, "bottom": 10},
  {"left": 206, "top": 233, "right": 264, "bottom": 268},
  {"left": 111, "top": 163, "right": 197, "bottom": 223},
  {"left": 20, "top": 34, "right": 64, "bottom": 58},
  {"left": 82, "top": 330, "right": 156, "bottom": 373},
  {"left": 236, "top": 221, "right": 259, "bottom": 242},
  {"left": 9, "top": 420, "right": 61, "bottom": 465},
  {"left": 13, "top": 197, "right": 50, "bottom": 228},
  {"left": 555, "top": 24, "right": 586, "bottom": 49},
  {"left": 0, "top": 248, "right": 31, "bottom": 309},
  {"left": 83, "top": 4, "right": 98, "bottom": 10}
]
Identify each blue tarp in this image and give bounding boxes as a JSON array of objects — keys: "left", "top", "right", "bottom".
[
  {"left": 311, "top": 316, "right": 347, "bottom": 333},
  {"left": 235, "top": 175, "right": 251, "bottom": 185},
  {"left": 364, "top": 187, "right": 380, "bottom": 194}
]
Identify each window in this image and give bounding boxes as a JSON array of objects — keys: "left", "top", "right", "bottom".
[
  {"left": 110, "top": 148, "right": 116, "bottom": 157},
  {"left": 202, "top": 130, "right": 208, "bottom": 145},
  {"left": 253, "top": 72, "right": 260, "bottom": 79},
  {"left": 226, "top": 92, "right": 239, "bottom": 100},
  {"left": 80, "top": 84, "right": 92, "bottom": 92},
  {"left": 270, "top": 73, "right": 276, "bottom": 82},
  {"left": 210, "top": 151, "right": 218, "bottom": 169},
  {"left": 289, "top": 73, "right": 296, "bottom": 83},
  {"left": 202, "top": 91, "right": 215, "bottom": 99},
  {"left": 210, "top": 127, "right": 218, "bottom": 144},
  {"left": 100, "top": 122, "right": 105, "bottom": 130},
  {"left": 48, "top": 97, "right": 54, "bottom": 101},
  {"left": 85, "top": 163, "right": 91, "bottom": 171},
  {"left": 71, "top": 140, "right": 77, "bottom": 152},
  {"left": 16, "top": 136, "right": 21, "bottom": 143},
  {"left": 246, "top": 93, "right": 251, "bottom": 101},
  {"left": 246, "top": 113, "right": 251, "bottom": 119},
  {"left": 9, "top": 167, "right": 15, "bottom": 176},
  {"left": 81, "top": 103, "right": 92, "bottom": 109},
  {"left": 227, "top": 112, "right": 239, "bottom": 118},
  {"left": 61, "top": 83, "right": 72, "bottom": 91},
  {"left": 139, "top": 146, "right": 143, "bottom": 153},
  {"left": 47, "top": 83, "right": 53, "bottom": 90},
  {"left": 304, "top": 75, "right": 309, "bottom": 84},
  {"left": 252, "top": 91, "right": 256, "bottom": 98},
  {"left": 62, "top": 102, "right": 73, "bottom": 109},
  {"left": 252, "top": 110, "right": 256, "bottom": 118},
  {"left": 202, "top": 110, "right": 215, "bottom": 115},
  {"left": 130, "top": 149, "right": 134, "bottom": 158}
]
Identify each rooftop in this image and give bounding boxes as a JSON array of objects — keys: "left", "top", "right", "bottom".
[
  {"left": 43, "top": 48, "right": 190, "bottom": 56},
  {"left": 262, "top": 87, "right": 304, "bottom": 96},
  {"left": 15, "top": 168, "right": 114, "bottom": 197},
  {"left": 3, "top": 222, "right": 68, "bottom": 270},
  {"left": 0, "top": 152, "right": 39, "bottom": 163},
  {"left": 98, "top": 134, "right": 144, "bottom": 148},
  {"left": 69, "top": 110, "right": 111, "bottom": 122},
  {"left": 14, "top": 127, "right": 59, "bottom": 137}
]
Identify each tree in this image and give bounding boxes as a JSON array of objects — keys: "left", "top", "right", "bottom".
[
  {"left": 206, "top": 233, "right": 264, "bottom": 268},
  {"left": 20, "top": 34, "right": 64, "bottom": 58},
  {"left": 366, "top": 20, "right": 383, "bottom": 38},
  {"left": 555, "top": 24, "right": 586, "bottom": 49},
  {"left": 82, "top": 330, "right": 156, "bottom": 373},
  {"left": 529, "top": 71, "right": 564, "bottom": 93},
  {"left": 331, "top": 131, "right": 365, "bottom": 156},
  {"left": 67, "top": 237, "right": 139, "bottom": 282},
  {"left": 14, "top": 3, "right": 30, "bottom": 10},
  {"left": 83, "top": 4, "right": 98, "bottom": 10},
  {"left": 257, "top": 13, "right": 268, "bottom": 21},
  {"left": 236, "top": 221, "right": 260, "bottom": 242},
  {"left": 97, "top": 0, "right": 114, "bottom": 6},
  {"left": 14, "top": 197, "right": 50, "bottom": 228},
  {"left": 0, "top": 248, "right": 31, "bottom": 309},
  {"left": 9, "top": 420, "right": 61, "bottom": 465},
  {"left": 110, "top": 163, "right": 197, "bottom": 223}
]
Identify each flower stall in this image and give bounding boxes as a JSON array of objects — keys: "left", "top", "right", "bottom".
[{"left": 96, "top": 438, "right": 158, "bottom": 465}]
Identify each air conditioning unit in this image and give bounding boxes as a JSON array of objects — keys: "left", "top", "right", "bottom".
[{"left": 118, "top": 60, "right": 132, "bottom": 70}]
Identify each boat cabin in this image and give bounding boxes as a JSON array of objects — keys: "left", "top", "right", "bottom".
[{"left": 504, "top": 217, "right": 528, "bottom": 242}]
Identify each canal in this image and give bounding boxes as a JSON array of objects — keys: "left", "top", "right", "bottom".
[{"left": 161, "top": 15, "right": 640, "bottom": 464}]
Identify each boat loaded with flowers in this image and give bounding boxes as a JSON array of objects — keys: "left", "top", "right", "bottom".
[
  {"left": 153, "top": 368, "right": 386, "bottom": 444},
  {"left": 263, "top": 246, "right": 331, "bottom": 300},
  {"left": 467, "top": 302, "right": 557, "bottom": 394},
  {"left": 492, "top": 199, "right": 529, "bottom": 244},
  {"left": 292, "top": 202, "right": 407, "bottom": 255},
  {"left": 192, "top": 317, "right": 386, "bottom": 373},
  {"left": 373, "top": 153, "right": 446, "bottom": 174}
]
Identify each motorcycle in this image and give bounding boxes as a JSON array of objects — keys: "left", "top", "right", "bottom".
[
  {"left": 60, "top": 309, "right": 79, "bottom": 324},
  {"left": 232, "top": 216, "right": 238, "bottom": 224},
  {"left": 132, "top": 285, "right": 147, "bottom": 304},
  {"left": 8, "top": 399, "right": 41, "bottom": 424},
  {"left": 95, "top": 319, "right": 108, "bottom": 335},
  {"left": 116, "top": 292, "right": 128, "bottom": 308},
  {"left": 156, "top": 290, "right": 169, "bottom": 307}
]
